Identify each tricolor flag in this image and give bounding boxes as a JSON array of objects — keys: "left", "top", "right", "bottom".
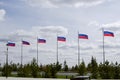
[
  {"left": 104, "top": 31, "right": 114, "bottom": 37},
  {"left": 38, "top": 39, "right": 46, "bottom": 43},
  {"left": 79, "top": 34, "right": 88, "bottom": 39},
  {"left": 57, "top": 36, "right": 66, "bottom": 42},
  {"left": 6, "top": 42, "right": 15, "bottom": 47},
  {"left": 22, "top": 41, "right": 30, "bottom": 45}
]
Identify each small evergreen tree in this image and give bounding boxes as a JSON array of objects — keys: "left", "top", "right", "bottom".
[
  {"left": 74, "top": 65, "right": 79, "bottom": 72},
  {"left": 63, "top": 60, "right": 68, "bottom": 71},
  {"left": 78, "top": 60, "right": 86, "bottom": 76},
  {"left": 30, "top": 58, "right": 39, "bottom": 78},
  {"left": 113, "top": 62, "right": 120, "bottom": 79},
  {"left": 44, "top": 62, "right": 61, "bottom": 78},
  {"left": 2, "top": 64, "right": 12, "bottom": 77},
  {"left": 90, "top": 57, "right": 98, "bottom": 79},
  {"left": 99, "top": 61, "right": 112, "bottom": 79}
]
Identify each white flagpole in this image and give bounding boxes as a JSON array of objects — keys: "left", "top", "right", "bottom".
[
  {"left": 78, "top": 31, "right": 80, "bottom": 66},
  {"left": 102, "top": 28, "right": 105, "bottom": 63},
  {"left": 57, "top": 34, "right": 58, "bottom": 63},
  {"left": 21, "top": 39, "right": 23, "bottom": 67},
  {"left": 37, "top": 37, "right": 39, "bottom": 65},
  {"left": 6, "top": 45, "right": 8, "bottom": 78}
]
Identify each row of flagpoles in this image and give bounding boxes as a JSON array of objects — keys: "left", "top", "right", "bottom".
[{"left": 5, "top": 29, "right": 114, "bottom": 68}]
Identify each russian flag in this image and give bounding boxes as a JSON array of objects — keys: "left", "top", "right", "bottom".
[
  {"left": 79, "top": 34, "right": 88, "bottom": 39},
  {"left": 7, "top": 42, "right": 15, "bottom": 47},
  {"left": 57, "top": 36, "right": 66, "bottom": 42},
  {"left": 22, "top": 41, "right": 30, "bottom": 45},
  {"left": 38, "top": 39, "right": 46, "bottom": 43},
  {"left": 104, "top": 31, "right": 114, "bottom": 37}
]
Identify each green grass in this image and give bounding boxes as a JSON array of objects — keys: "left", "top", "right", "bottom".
[{"left": 57, "top": 75, "right": 73, "bottom": 79}]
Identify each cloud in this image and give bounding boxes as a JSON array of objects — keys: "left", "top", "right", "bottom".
[
  {"left": 0, "top": 9, "right": 6, "bottom": 21},
  {"left": 4, "top": 26, "right": 68, "bottom": 42},
  {"left": 99, "top": 44, "right": 120, "bottom": 49},
  {"left": 29, "top": 48, "right": 55, "bottom": 54},
  {"left": 24, "top": 0, "right": 111, "bottom": 8},
  {"left": 88, "top": 21, "right": 100, "bottom": 27},
  {"left": 102, "top": 21, "right": 120, "bottom": 31},
  {"left": 0, "top": 38, "right": 10, "bottom": 43},
  {"left": 32, "top": 26, "right": 68, "bottom": 36},
  {"left": 89, "top": 21, "right": 120, "bottom": 33}
]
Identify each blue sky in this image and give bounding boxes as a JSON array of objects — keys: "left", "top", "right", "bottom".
[{"left": 0, "top": 0, "right": 120, "bottom": 67}]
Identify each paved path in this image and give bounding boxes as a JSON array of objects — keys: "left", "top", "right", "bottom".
[{"left": 0, "top": 77, "right": 69, "bottom": 80}]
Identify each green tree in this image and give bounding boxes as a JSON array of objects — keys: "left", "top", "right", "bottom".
[
  {"left": 0, "top": 63, "right": 2, "bottom": 71},
  {"left": 10, "top": 62, "right": 18, "bottom": 71},
  {"left": 71, "top": 66, "right": 75, "bottom": 72},
  {"left": 74, "top": 65, "right": 79, "bottom": 72},
  {"left": 88, "top": 57, "right": 98, "bottom": 79},
  {"left": 56, "top": 62, "right": 62, "bottom": 71},
  {"left": 78, "top": 60, "right": 86, "bottom": 76},
  {"left": 113, "top": 62, "right": 120, "bottom": 79},
  {"left": 63, "top": 60, "right": 68, "bottom": 71},
  {"left": 44, "top": 65, "right": 51, "bottom": 78},
  {"left": 44, "top": 62, "right": 62, "bottom": 78},
  {"left": 2, "top": 64, "right": 12, "bottom": 77},
  {"left": 99, "top": 61, "right": 112, "bottom": 79},
  {"left": 30, "top": 58, "right": 39, "bottom": 78},
  {"left": 17, "top": 64, "right": 31, "bottom": 77}
]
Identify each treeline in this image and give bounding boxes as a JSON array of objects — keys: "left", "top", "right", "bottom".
[{"left": 0, "top": 57, "right": 120, "bottom": 79}]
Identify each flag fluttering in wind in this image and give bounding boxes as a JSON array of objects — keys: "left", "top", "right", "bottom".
[
  {"left": 78, "top": 34, "right": 88, "bottom": 39},
  {"left": 22, "top": 41, "right": 30, "bottom": 45},
  {"left": 6, "top": 42, "right": 15, "bottom": 47},
  {"left": 57, "top": 36, "right": 66, "bottom": 42},
  {"left": 56, "top": 36, "right": 66, "bottom": 63},
  {"left": 104, "top": 31, "right": 114, "bottom": 37},
  {"left": 102, "top": 30, "right": 114, "bottom": 63},
  {"left": 38, "top": 39, "right": 46, "bottom": 43}
]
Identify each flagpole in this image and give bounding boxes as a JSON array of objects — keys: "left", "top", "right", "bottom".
[
  {"left": 102, "top": 28, "right": 105, "bottom": 63},
  {"left": 6, "top": 46, "right": 8, "bottom": 78},
  {"left": 56, "top": 33, "right": 59, "bottom": 63},
  {"left": 78, "top": 31, "right": 80, "bottom": 66},
  {"left": 21, "top": 40, "right": 23, "bottom": 67},
  {"left": 37, "top": 37, "right": 38, "bottom": 65}
]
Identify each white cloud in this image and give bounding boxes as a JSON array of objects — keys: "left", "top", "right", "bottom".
[
  {"left": 88, "top": 21, "right": 100, "bottom": 26},
  {"left": 89, "top": 21, "right": 120, "bottom": 32},
  {"left": 32, "top": 26, "right": 68, "bottom": 36},
  {"left": 3, "top": 26, "right": 68, "bottom": 42},
  {"left": 102, "top": 21, "right": 120, "bottom": 31},
  {"left": 0, "top": 9, "right": 6, "bottom": 21},
  {"left": 24, "top": 0, "right": 112, "bottom": 8}
]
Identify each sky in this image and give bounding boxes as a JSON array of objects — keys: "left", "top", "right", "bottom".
[{"left": 0, "top": 0, "right": 120, "bottom": 67}]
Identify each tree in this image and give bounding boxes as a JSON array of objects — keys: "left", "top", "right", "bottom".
[
  {"left": 17, "top": 64, "right": 31, "bottom": 77},
  {"left": 0, "top": 63, "right": 2, "bottom": 71},
  {"left": 2, "top": 64, "right": 12, "bottom": 77},
  {"left": 88, "top": 57, "right": 98, "bottom": 79},
  {"left": 56, "top": 62, "right": 62, "bottom": 71},
  {"left": 10, "top": 62, "right": 18, "bottom": 71},
  {"left": 63, "top": 60, "right": 68, "bottom": 71},
  {"left": 74, "top": 65, "right": 79, "bottom": 72},
  {"left": 113, "top": 62, "right": 120, "bottom": 79},
  {"left": 30, "top": 58, "right": 39, "bottom": 78},
  {"left": 71, "top": 66, "right": 75, "bottom": 72},
  {"left": 78, "top": 60, "right": 86, "bottom": 76},
  {"left": 44, "top": 62, "right": 62, "bottom": 78},
  {"left": 99, "top": 61, "right": 112, "bottom": 79}
]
